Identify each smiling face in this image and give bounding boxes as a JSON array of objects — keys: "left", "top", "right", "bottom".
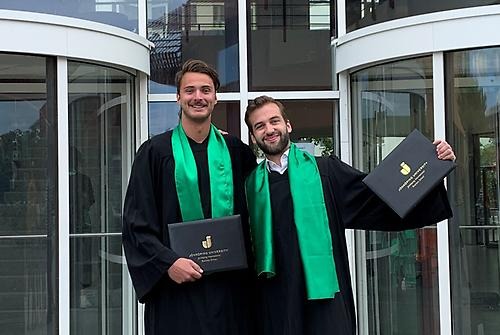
[
  {"left": 247, "top": 102, "right": 292, "bottom": 158},
  {"left": 177, "top": 72, "right": 217, "bottom": 123}
]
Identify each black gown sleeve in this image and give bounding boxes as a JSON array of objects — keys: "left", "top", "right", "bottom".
[
  {"left": 221, "top": 134, "right": 257, "bottom": 176},
  {"left": 321, "top": 155, "right": 453, "bottom": 231},
  {"left": 122, "top": 140, "right": 179, "bottom": 302}
]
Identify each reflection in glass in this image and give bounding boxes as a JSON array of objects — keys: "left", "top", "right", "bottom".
[
  {"left": 148, "top": 102, "right": 180, "bottom": 137},
  {"left": 351, "top": 56, "right": 440, "bottom": 334},
  {"left": 0, "top": 0, "right": 138, "bottom": 31},
  {"left": 346, "top": 0, "right": 500, "bottom": 32},
  {"left": 147, "top": 0, "right": 239, "bottom": 93},
  {"left": 148, "top": 101, "right": 240, "bottom": 138},
  {"left": 70, "top": 235, "right": 124, "bottom": 335},
  {"left": 211, "top": 102, "right": 240, "bottom": 137},
  {"left": 0, "top": 238, "right": 48, "bottom": 335},
  {"left": 446, "top": 47, "right": 500, "bottom": 335},
  {"left": 68, "top": 61, "right": 134, "bottom": 335},
  {"left": 0, "top": 53, "right": 56, "bottom": 335},
  {"left": 0, "top": 54, "right": 52, "bottom": 236},
  {"left": 247, "top": 0, "right": 334, "bottom": 91}
]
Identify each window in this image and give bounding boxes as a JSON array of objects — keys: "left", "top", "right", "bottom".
[
  {"left": 0, "top": 53, "right": 57, "bottom": 335},
  {"left": 446, "top": 47, "right": 500, "bottom": 335},
  {"left": 351, "top": 56, "right": 440, "bottom": 335},
  {"left": 247, "top": 0, "right": 334, "bottom": 91},
  {"left": 148, "top": 0, "right": 240, "bottom": 93}
]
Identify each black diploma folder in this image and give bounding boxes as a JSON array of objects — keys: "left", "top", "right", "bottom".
[
  {"left": 167, "top": 215, "right": 248, "bottom": 273},
  {"left": 362, "top": 129, "right": 456, "bottom": 218}
]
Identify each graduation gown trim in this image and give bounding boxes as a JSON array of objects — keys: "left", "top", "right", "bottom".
[
  {"left": 246, "top": 143, "right": 340, "bottom": 299},
  {"left": 172, "top": 123, "right": 234, "bottom": 220}
]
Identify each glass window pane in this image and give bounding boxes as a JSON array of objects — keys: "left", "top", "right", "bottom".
[
  {"left": 148, "top": 102, "right": 179, "bottom": 137},
  {"left": 351, "top": 56, "right": 440, "bottom": 335},
  {"left": 70, "top": 236, "right": 124, "bottom": 335},
  {"left": 248, "top": 0, "right": 333, "bottom": 91},
  {"left": 346, "top": 0, "right": 500, "bottom": 33},
  {"left": 446, "top": 47, "right": 500, "bottom": 335},
  {"left": 0, "top": 53, "right": 57, "bottom": 335},
  {"left": 0, "top": 54, "right": 52, "bottom": 236},
  {"left": 212, "top": 102, "right": 241, "bottom": 137},
  {"left": 148, "top": 0, "right": 240, "bottom": 93},
  {"left": 0, "top": 0, "right": 138, "bottom": 31},
  {"left": 68, "top": 61, "right": 134, "bottom": 335},
  {"left": 148, "top": 101, "right": 241, "bottom": 138},
  {"left": 0, "top": 238, "right": 48, "bottom": 334}
]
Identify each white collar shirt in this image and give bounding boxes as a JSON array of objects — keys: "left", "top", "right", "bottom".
[{"left": 266, "top": 149, "right": 290, "bottom": 175}]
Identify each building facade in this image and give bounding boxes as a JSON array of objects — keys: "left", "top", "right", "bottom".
[{"left": 0, "top": 1, "right": 499, "bottom": 334}]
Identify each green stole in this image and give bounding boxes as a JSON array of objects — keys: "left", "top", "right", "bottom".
[
  {"left": 245, "top": 143, "right": 339, "bottom": 300},
  {"left": 171, "top": 123, "right": 233, "bottom": 220}
]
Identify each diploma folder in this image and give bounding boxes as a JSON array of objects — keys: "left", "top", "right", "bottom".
[
  {"left": 362, "top": 129, "right": 456, "bottom": 218},
  {"left": 167, "top": 215, "right": 248, "bottom": 273}
]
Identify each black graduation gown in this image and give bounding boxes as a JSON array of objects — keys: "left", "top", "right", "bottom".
[
  {"left": 256, "top": 155, "right": 452, "bottom": 335},
  {"left": 122, "top": 130, "right": 257, "bottom": 335}
]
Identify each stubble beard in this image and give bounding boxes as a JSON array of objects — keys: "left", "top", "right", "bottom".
[{"left": 258, "top": 131, "right": 290, "bottom": 156}]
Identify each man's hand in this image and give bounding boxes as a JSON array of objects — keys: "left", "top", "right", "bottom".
[
  {"left": 216, "top": 128, "right": 228, "bottom": 135},
  {"left": 433, "top": 139, "right": 456, "bottom": 162},
  {"left": 167, "top": 258, "right": 203, "bottom": 284}
]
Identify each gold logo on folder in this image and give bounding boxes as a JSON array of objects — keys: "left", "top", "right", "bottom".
[
  {"left": 202, "top": 236, "right": 212, "bottom": 249},
  {"left": 400, "top": 162, "right": 411, "bottom": 176}
]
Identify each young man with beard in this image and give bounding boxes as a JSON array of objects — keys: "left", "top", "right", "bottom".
[
  {"left": 244, "top": 95, "right": 456, "bottom": 335},
  {"left": 122, "top": 60, "right": 257, "bottom": 335}
]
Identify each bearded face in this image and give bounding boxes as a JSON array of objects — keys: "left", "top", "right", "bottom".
[{"left": 248, "top": 103, "right": 292, "bottom": 158}]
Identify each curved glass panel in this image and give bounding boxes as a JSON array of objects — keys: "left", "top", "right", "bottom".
[
  {"left": 148, "top": 101, "right": 241, "bottom": 138},
  {"left": 147, "top": 0, "right": 240, "bottom": 93},
  {"left": 0, "top": 53, "right": 57, "bottom": 334},
  {"left": 247, "top": 0, "right": 334, "bottom": 91},
  {"left": 346, "top": 0, "right": 500, "bottom": 32},
  {"left": 351, "top": 56, "right": 440, "bottom": 335},
  {"left": 446, "top": 47, "right": 500, "bottom": 335},
  {"left": 0, "top": 0, "right": 138, "bottom": 32},
  {"left": 70, "top": 235, "right": 124, "bottom": 335},
  {"left": 68, "top": 61, "right": 134, "bottom": 335}
]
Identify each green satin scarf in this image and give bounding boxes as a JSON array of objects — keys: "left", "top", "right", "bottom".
[
  {"left": 245, "top": 143, "right": 339, "bottom": 300},
  {"left": 171, "top": 123, "right": 233, "bottom": 221}
]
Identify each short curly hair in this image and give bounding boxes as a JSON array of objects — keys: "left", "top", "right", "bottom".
[{"left": 245, "top": 96, "right": 288, "bottom": 133}]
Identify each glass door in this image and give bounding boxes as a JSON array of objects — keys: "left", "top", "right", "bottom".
[
  {"left": 351, "top": 56, "right": 440, "bottom": 335},
  {"left": 67, "top": 61, "right": 135, "bottom": 335},
  {"left": 447, "top": 47, "right": 500, "bottom": 334}
]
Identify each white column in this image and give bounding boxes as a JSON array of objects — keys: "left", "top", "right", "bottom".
[
  {"left": 57, "top": 56, "right": 70, "bottom": 335},
  {"left": 433, "top": 51, "right": 453, "bottom": 335},
  {"left": 137, "top": 0, "right": 147, "bottom": 38},
  {"left": 337, "top": 0, "right": 347, "bottom": 37},
  {"left": 338, "top": 71, "right": 351, "bottom": 164},
  {"left": 138, "top": 72, "right": 150, "bottom": 146},
  {"left": 339, "top": 69, "right": 365, "bottom": 335},
  {"left": 238, "top": 0, "right": 249, "bottom": 144}
]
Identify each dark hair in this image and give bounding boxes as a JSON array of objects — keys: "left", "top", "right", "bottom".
[
  {"left": 175, "top": 59, "right": 220, "bottom": 94},
  {"left": 245, "top": 95, "right": 288, "bottom": 133}
]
